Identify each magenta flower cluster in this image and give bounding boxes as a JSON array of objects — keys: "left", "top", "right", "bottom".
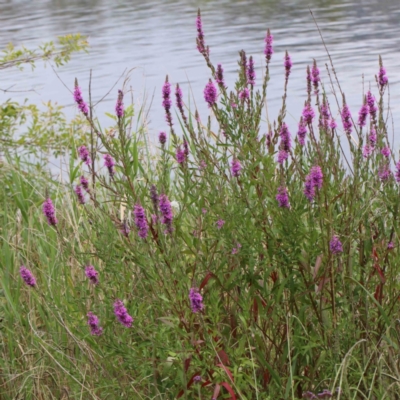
[
  {"left": 247, "top": 56, "right": 256, "bottom": 85},
  {"left": 104, "top": 154, "right": 115, "bottom": 177},
  {"left": 74, "top": 185, "right": 85, "bottom": 204},
  {"left": 73, "top": 85, "right": 89, "bottom": 116},
  {"left": 278, "top": 123, "right": 291, "bottom": 164},
  {"left": 264, "top": 29, "right": 273, "bottom": 62},
  {"left": 231, "top": 159, "right": 242, "bottom": 177},
  {"left": 115, "top": 90, "right": 124, "bottom": 118},
  {"left": 85, "top": 265, "right": 99, "bottom": 285},
  {"left": 341, "top": 103, "right": 352, "bottom": 135},
  {"left": 42, "top": 198, "right": 58, "bottom": 226},
  {"left": 304, "top": 166, "right": 323, "bottom": 202},
  {"left": 189, "top": 287, "right": 204, "bottom": 313},
  {"left": 204, "top": 80, "right": 217, "bottom": 107},
  {"left": 114, "top": 300, "right": 134, "bottom": 327},
  {"left": 20, "top": 266, "right": 36, "bottom": 287},
  {"left": 134, "top": 204, "right": 149, "bottom": 239},
  {"left": 78, "top": 145, "right": 91, "bottom": 166},
  {"left": 87, "top": 312, "right": 103, "bottom": 336},
  {"left": 159, "top": 194, "right": 173, "bottom": 234},
  {"left": 330, "top": 235, "right": 343, "bottom": 255},
  {"left": 276, "top": 186, "right": 290, "bottom": 208}
]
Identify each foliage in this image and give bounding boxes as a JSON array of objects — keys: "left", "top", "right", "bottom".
[{"left": 1, "top": 11, "right": 400, "bottom": 400}]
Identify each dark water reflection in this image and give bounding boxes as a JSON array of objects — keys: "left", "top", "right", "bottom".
[{"left": 0, "top": 0, "right": 399, "bottom": 152}]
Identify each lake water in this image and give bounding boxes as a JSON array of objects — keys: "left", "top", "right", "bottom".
[{"left": 1, "top": 0, "right": 399, "bottom": 156}]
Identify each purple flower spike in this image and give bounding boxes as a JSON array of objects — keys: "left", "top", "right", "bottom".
[
  {"left": 378, "top": 164, "right": 392, "bottom": 182},
  {"left": 231, "top": 159, "right": 242, "bottom": 177},
  {"left": 103, "top": 154, "right": 115, "bottom": 177},
  {"left": 193, "top": 375, "right": 202, "bottom": 383},
  {"left": 276, "top": 186, "right": 290, "bottom": 208},
  {"left": 341, "top": 101, "right": 352, "bottom": 136},
  {"left": 247, "top": 56, "right": 256, "bottom": 85},
  {"left": 176, "top": 146, "right": 185, "bottom": 164},
  {"left": 150, "top": 185, "right": 159, "bottom": 212},
  {"left": 80, "top": 176, "right": 90, "bottom": 192},
  {"left": 204, "top": 79, "right": 217, "bottom": 107},
  {"left": 42, "top": 198, "right": 58, "bottom": 226},
  {"left": 311, "top": 60, "right": 320, "bottom": 94},
  {"left": 216, "top": 64, "right": 225, "bottom": 87},
  {"left": 378, "top": 57, "right": 388, "bottom": 89},
  {"left": 74, "top": 185, "right": 85, "bottom": 205},
  {"left": 284, "top": 51, "right": 292, "bottom": 79},
  {"left": 302, "top": 102, "right": 315, "bottom": 125},
  {"left": 196, "top": 9, "right": 208, "bottom": 56},
  {"left": 320, "top": 98, "right": 331, "bottom": 130},
  {"left": 159, "top": 131, "right": 167, "bottom": 145},
  {"left": 85, "top": 265, "right": 99, "bottom": 285},
  {"left": 264, "top": 29, "right": 273, "bottom": 63},
  {"left": 159, "top": 194, "right": 173, "bottom": 234},
  {"left": 189, "top": 287, "right": 204, "bottom": 313},
  {"left": 304, "top": 166, "right": 323, "bottom": 202},
  {"left": 395, "top": 161, "right": 400, "bottom": 182},
  {"left": 162, "top": 76, "right": 173, "bottom": 126},
  {"left": 363, "top": 145, "right": 372, "bottom": 159},
  {"left": 87, "top": 312, "right": 103, "bottom": 336},
  {"left": 369, "top": 128, "right": 377, "bottom": 148},
  {"left": 239, "top": 88, "right": 249, "bottom": 101},
  {"left": 20, "top": 266, "right": 36, "bottom": 287},
  {"left": 381, "top": 146, "right": 390, "bottom": 158},
  {"left": 73, "top": 81, "right": 89, "bottom": 116},
  {"left": 367, "top": 91, "right": 377, "bottom": 121},
  {"left": 216, "top": 219, "right": 225, "bottom": 229},
  {"left": 134, "top": 204, "right": 149, "bottom": 239},
  {"left": 278, "top": 122, "right": 291, "bottom": 163},
  {"left": 114, "top": 299, "right": 133, "bottom": 328},
  {"left": 330, "top": 235, "right": 343, "bottom": 255},
  {"left": 306, "top": 65, "right": 312, "bottom": 97},
  {"left": 115, "top": 90, "right": 124, "bottom": 118},
  {"left": 357, "top": 101, "right": 369, "bottom": 127},
  {"left": 78, "top": 145, "right": 91, "bottom": 166},
  {"left": 388, "top": 241, "right": 394, "bottom": 250}
]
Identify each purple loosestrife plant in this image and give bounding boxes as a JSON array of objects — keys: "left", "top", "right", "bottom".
[
  {"left": 73, "top": 80, "right": 89, "bottom": 116},
  {"left": 379, "top": 164, "right": 391, "bottom": 182},
  {"left": 216, "top": 219, "right": 225, "bottom": 229},
  {"left": 196, "top": 9, "right": 208, "bottom": 56},
  {"left": 176, "top": 146, "right": 185, "bottom": 164},
  {"left": 369, "top": 128, "right": 377, "bottom": 148},
  {"left": 159, "top": 194, "right": 173, "bottom": 234},
  {"left": 311, "top": 59, "right": 320, "bottom": 94},
  {"left": 87, "top": 312, "right": 103, "bottom": 336},
  {"left": 357, "top": 100, "right": 369, "bottom": 127},
  {"left": 363, "top": 145, "right": 372, "bottom": 159},
  {"left": 103, "top": 154, "right": 115, "bottom": 177},
  {"left": 284, "top": 51, "right": 292, "bottom": 80},
  {"left": 78, "top": 145, "right": 91, "bottom": 165},
  {"left": 239, "top": 88, "right": 249, "bottom": 101},
  {"left": 159, "top": 131, "right": 167, "bottom": 145},
  {"left": 231, "top": 159, "right": 242, "bottom": 177},
  {"left": 276, "top": 186, "right": 290, "bottom": 208},
  {"left": 306, "top": 65, "right": 312, "bottom": 97},
  {"left": 150, "top": 185, "right": 159, "bottom": 212},
  {"left": 388, "top": 241, "right": 395, "bottom": 250},
  {"left": 74, "top": 185, "right": 85, "bottom": 205},
  {"left": 247, "top": 56, "right": 256, "bottom": 85},
  {"left": 80, "top": 176, "right": 89, "bottom": 192},
  {"left": 264, "top": 29, "right": 273, "bottom": 63},
  {"left": 204, "top": 79, "right": 217, "bottom": 107},
  {"left": 134, "top": 204, "right": 149, "bottom": 239},
  {"left": 381, "top": 146, "right": 390, "bottom": 158},
  {"left": 42, "top": 198, "right": 58, "bottom": 226},
  {"left": 330, "top": 235, "right": 343, "bottom": 255},
  {"left": 341, "top": 100, "right": 352, "bottom": 136},
  {"left": 114, "top": 300, "right": 133, "bottom": 328},
  {"left": 378, "top": 56, "right": 388, "bottom": 90},
  {"left": 115, "top": 89, "right": 124, "bottom": 118},
  {"left": 85, "top": 265, "right": 99, "bottom": 285},
  {"left": 297, "top": 118, "right": 307, "bottom": 145},
  {"left": 189, "top": 287, "right": 204, "bottom": 313},
  {"left": 216, "top": 64, "right": 225, "bottom": 87},
  {"left": 395, "top": 161, "right": 400, "bottom": 182},
  {"left": 319, "top": 98, "right": 331, "bottom": 130},
  {"left": 302, "top": 102, "right": 315, "bottom": 125},
  {"left": 277, "top": 122, "right": 291, "bottom": 163},
  {"left": 304, "top": 166, "right": 323, "bottom": 202},
  {"left": 20, "top": 266, "right": 36, "bottom": 287},
  {"left": 367, "top": 90, "right": 377, "bottom": 122},
  {"left": 162, "top": 76, "right": 173, "bottom": 127}
]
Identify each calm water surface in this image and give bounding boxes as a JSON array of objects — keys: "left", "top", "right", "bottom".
[{"left": 1, "top": 0, "right": 399, "bottom": 154}]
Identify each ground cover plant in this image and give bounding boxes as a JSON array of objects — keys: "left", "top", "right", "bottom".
[{"left": 1, "top": 9, "right": 400, "bottom": 400}]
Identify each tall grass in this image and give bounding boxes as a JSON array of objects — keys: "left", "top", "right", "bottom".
[{"left": 1, "top": 9, "right": 400, "bottom": 400}]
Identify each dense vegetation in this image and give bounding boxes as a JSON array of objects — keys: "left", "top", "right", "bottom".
[{"left": 1, "top": 10, "right": 400, "bottom": 400}]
